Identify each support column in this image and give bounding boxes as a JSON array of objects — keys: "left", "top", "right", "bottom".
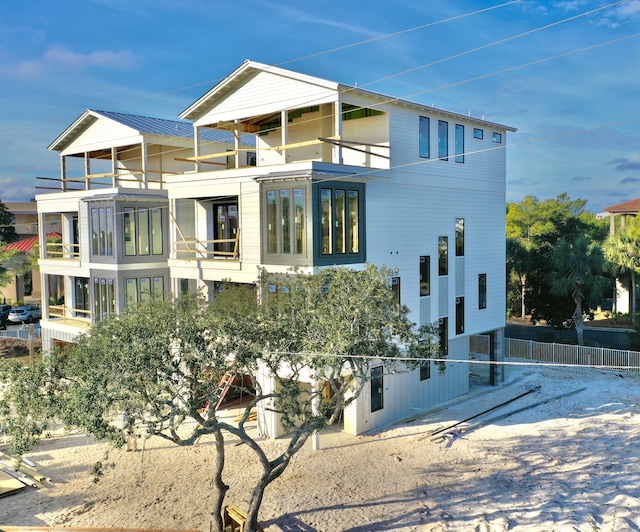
[
  {"left": 490, "top": 328, "right": 505, "bottom": 385},
  {"left": 333, "top": 101, "right": 343, "bottom": 164},
  {"left": 281, "top": 110, "right": 288, "bottom": 164}
]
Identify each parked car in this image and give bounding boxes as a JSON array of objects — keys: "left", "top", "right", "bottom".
[
  {"left": 8, "top": 304, "right": 42, "bottom": 324},
  {"left": 0, "top": 304, "right": 10, "bottom": 329}
]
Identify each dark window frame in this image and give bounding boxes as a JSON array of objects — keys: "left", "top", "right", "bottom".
[
  {"left": 438, "top": 120, "right": 449, "bottom": 161},
  {"left": 478, "top": 273, "right": 487, "bottom": 310},
  {"left": 455, "top": 124, "right": 464, "bottom": 163},
  {"left": 438, "top": 236, "right": 448, "bottom": 276},
  {"left": 419, "top": 116, "right": 430, "bottom": 159},
  {"left": 456, "top": 297, "right": 465, "bottom": 335},
  {"left": 419, "top": 255, "right": 430, "bottom": 297},
  {"left": 371, "top": 366, "right": 384, "bottom": 412},
  {"left": 455, "top": 218, "right": 464, "bottom": 257}
]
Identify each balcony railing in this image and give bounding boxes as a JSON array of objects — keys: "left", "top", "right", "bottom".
[
  {"left": 175, "top": 229, "right": 240, "bottom": 261},
  {"left": 45, "top": 241, "right": 80, "bottom": 260},
  {"left": 48, "top": 305, "right": 92, "bottom": 327}
]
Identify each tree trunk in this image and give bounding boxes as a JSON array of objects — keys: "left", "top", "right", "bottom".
[
  {"left": 520, "top": 274, "right": 526, "bottom": 319},
  {"left": 211, "top": 429, "right": 229, "bottom": 532},
  {"left": 573, "top": 286, "right": 584, "bottom": 347},
  {"left": 244, "top": 470, "right": 269, "bottom": 532},
  {"left": 632, "top": 269, "right": 637, "bottom": 328}
]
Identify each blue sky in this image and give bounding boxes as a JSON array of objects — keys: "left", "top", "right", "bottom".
[{"left": 1, "top": 0, "right": 639, "bottom": 213}]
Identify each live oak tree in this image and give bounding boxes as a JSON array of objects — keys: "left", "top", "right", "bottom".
[{"left": 0, "top": 265, "right": 440, "bottom": 532}]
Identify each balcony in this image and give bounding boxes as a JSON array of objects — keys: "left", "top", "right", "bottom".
[
  {"left": 44, "top": 240, "right": 80, "bottom": 260},
  {"left": 47, "top": 304, "right": 92, "bottom": 329},
  {"left": 174, "top": 230, "right": 241, "bottom": 261}
]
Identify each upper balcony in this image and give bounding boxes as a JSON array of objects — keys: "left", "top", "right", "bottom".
[
  {"left": 184, "top": 103, "right": 390, "bottom": 172},
  {"left": 39, "top": 109, "right": 251, "bottom": 195}
]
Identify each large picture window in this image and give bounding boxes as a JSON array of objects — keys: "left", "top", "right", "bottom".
[
  {"left": 124, "top": 207, "right": 163, "bottom": 257},
  {"left": 91, "top": 206, "right": 114, "bottom": 256},
  {"left": 314, "top": 182, "right": 365, "bottom": 265},
  {"left": 93, "top": 277, "right": 115, "bottom": 322},
  {"left": 266, "top": 187, "right": 306, "bottom": 257}
]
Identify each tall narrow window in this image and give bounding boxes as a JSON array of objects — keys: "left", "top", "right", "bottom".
[
  {"left": 139, "top": 277, "right": 151, "bottom": 303},
  {"left": 321, "top": 189, "right": 332, "bottom": 255},
  {"left": 438, "top": 236, "right": 448, "bottom": 276},
  {"left": 456, "top": 297, "right": 465, "bottom": 335},
  {"left": 455, "top": 218, "right": 465, "bottom": 257},
  {"left": 419, "top": 116, "right": 430, "bottom": 158},
  {"left": 348, "top": 190, "right": 359, "bottom": 253},
  {"left": 438, "top": 120, "right": 448, "bottom": 161},
  {"left": 391, "top": 276, "right": 401, "bottom": 307},
  {"left": 280, "top": 190, "right": 291, "bottom": 254},
  {"left": 335, "top": 190, "right": 346, "bottom": 254},
  {"left": 91, "top": 208, "right": 99, "bottom": 255},
  {"left": 420, "top": 361, "right": 431, "bottom": 381},
  {"left": 419, "top": 255, "right": 430, "bottom": 296},
  {"left": 151, "top": 208, "right": 163, "bottom": 255},
  {"left": 125, "top": 278, "right": 138, "bottom": 308},
  {"left": 294, "top": 188, "right": 305, "bottom": 254},
  {"left": 267, "top": 191, "right": 277, "bottom": 253},
  {"left": 105, "top": 207, "right": 114, "bottom": 255},
  {"left": 371, "top": 366, "right": 384, "bottom": 412},
  {"left": 438, "top": 318, "right": 448, "bottom": 355},
  {"left": 153, "top": 276, "right": 164, "bottom": 300},
  {"left": 478, "top": 274, "right": 487, "bottom": 310},
  {"left": 455, "top": 124, "right": 464, "bottom": 163},
  {"left": 124, "top": 208, "right": 136, "bottom": 256},
  {"left": 138, "top": 208, "right": 150, "bottom": 256}
]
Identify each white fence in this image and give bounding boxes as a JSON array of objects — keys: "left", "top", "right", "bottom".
[
  {"left": 0, "top": 328, "right": 41, "bottom": 340},
  {"left": 470, "top": 335, "right": 640, "bottom": 372}
]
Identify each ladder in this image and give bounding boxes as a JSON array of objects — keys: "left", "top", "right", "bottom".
[{"left": 195, "top": 370, "right": 236, "bottom": 445}]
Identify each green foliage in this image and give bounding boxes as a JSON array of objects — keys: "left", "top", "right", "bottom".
[
  {"left": 506, "top": 193, "right": 610, "bottom": 326},
  {"left": 0, "top": 265, "right": 440, "bottom": 532},
  {"left": 0, "top": 199, "right": 18, "bottom": 244}
]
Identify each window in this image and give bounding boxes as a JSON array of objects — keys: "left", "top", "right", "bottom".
[
  {"left": 341, "top": 103, "right": 384, "bottom": 120},
  {"left": 266, "top": 187, "right": 306, "bottom": 257},
  {"left": 125, "top": 276, "right": 165, "bottom": 308},
  {"left": 438, "top": 236, "right": 448, "bottom": 276},
  {"left": 438, "top": 317, "right": 448, "bottom": 356},
  {"left": 91, "top": 206, "right": 114, "bottom": 256},
  {"left": 473, "top": 128, "right": 484, "bottom": 140},
  {"left": 314, "top": 182, "right": 365, "bottom": 265},
  {"left": 371, "top": 366, "right": 384, "bottom": 412},
  {"left": 479, "top": 273, "right": 487, "bottom": 310},
  {"left": 419, "top": 255, "right": 430, "bottom": 297},
  {"left": 455, "top": 124, "right": 464, "bottom": 163},
  {"left": 124, "top": 207, "right": 163, "bottom": 257},
  {"left": 492, "top": 132, "right": 502, "bottom": 143},
  {"left": 455, "top": 218, "right": 464, "bottom": 257},
  {"left": 391, "top": 276, "right": 401, "bottom": 307},
  {"left": 74, "top": 277, "right": 89, "bottom": 318},
  {"left": 438, "top": 120, "right": 448, "bottom": 160},
  {"left": 419, "top": 116, "right": 430, "bottom": 158},
  {"left": 93, "top": 277, "right": 115, "bottom": 322},
  {"left": 420, "top": 361, "right": 431, "bottom": 381},
  {"left": 456, "top": 297, "right": 465, "bottom": 335}
]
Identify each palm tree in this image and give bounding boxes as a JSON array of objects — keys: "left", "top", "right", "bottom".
[
  {"left": 507, "top": 237, "right": 534, "bottom": 319},
  {"left": 603, "top": 227, "right": 640, "bottom": 328},
  {"left": 549, "top": 237, "right": 608, "bottom": 346}
]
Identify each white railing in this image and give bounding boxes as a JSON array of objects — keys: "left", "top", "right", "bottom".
[{"left": 470, "top": 335, "right": 640, "bottom": 372}]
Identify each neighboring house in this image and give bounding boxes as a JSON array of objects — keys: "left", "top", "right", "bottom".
[
  {"left": 0, "top": 202, "right": 57, "bottom": 304},
  {"left": 37, "top": 62, "right": 515, "bottom": 436},
  {"left": 604, "top": 198, "right": 640, "bottom": 314}
]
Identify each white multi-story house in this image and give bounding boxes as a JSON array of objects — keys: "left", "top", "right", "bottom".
[
  {"left": 37, "top": 62, "right": 515, "bottom": 436},
  {"left": 37, "top": 109, "right": 252, "bottom": 350}
]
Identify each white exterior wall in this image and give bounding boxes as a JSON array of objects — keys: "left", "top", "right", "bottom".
[
  {"left": 342, "top": 337, "right": 469, "bottom": 435},
  {"left": 194, "top": 70, "right": 337, "bottom": 126}
]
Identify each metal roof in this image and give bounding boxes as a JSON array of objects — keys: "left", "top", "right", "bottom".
[{"left": 49, "top": 109, "right": 255, "bottom": 152}]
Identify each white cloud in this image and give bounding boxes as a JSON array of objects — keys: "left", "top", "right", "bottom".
[{"left": 1, "top": 46, "right": 138, "bottom": 80}]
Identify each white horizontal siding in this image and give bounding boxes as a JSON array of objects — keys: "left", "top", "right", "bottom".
[
  {"left": 195, "top": 70, "right": 337, "bottom": 126},
  {"left": 60, "top": 119, "right": 141, "bottom": 156}
]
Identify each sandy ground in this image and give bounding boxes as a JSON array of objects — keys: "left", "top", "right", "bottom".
[{"left": 2, "top": 360, "right": 640, "bottom": 531}]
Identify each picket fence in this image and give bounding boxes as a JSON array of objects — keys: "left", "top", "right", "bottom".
[{"left": 470, "top": 335, "right": 640, "bottom": 373}]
